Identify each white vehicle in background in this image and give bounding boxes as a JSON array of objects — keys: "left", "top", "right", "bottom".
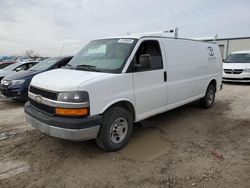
[
  {"left": 25, "top": 34, "right": 222, "bottom": 151},
  {"left": 223, "top": 51, "right": 250, "bottom": 82}
]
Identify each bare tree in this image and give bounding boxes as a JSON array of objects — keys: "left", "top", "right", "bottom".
[
  {"left": 25, "top": 50, "right": 34, "bottom": 58},
  {"left": 25, "top": 50, "right": 41, "bottom": 59},
  {"left": 25, "top": 50, "right": 40, "bottom": 58}
]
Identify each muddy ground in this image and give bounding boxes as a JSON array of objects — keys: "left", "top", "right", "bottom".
[{"left": 0, "top": 83, "right": 249, "bottom": 188}]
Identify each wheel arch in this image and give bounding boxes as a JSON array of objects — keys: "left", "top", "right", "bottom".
[
  {"left": 101, "top": 99, "right": 136, "bottom": 121},
  {"left": 208, "top": 79, "right": 217, "bottom": 91}
]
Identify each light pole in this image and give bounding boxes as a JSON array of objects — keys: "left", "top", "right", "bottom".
[{"left": 59, "top": 42, "right": 65, "bottom": 56}]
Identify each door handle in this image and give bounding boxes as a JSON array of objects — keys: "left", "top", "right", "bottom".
[{"left": 164, "top": 71, "right": 167, "bottom": 82}]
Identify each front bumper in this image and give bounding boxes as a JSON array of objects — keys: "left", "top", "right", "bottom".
[
  {"left": 25, "top": 102, "right": 102, "bottom": 141},
  {"left": 222, "top": 77, "right": 250, "bottom": 82},
  {"left": 223, "top": 72, "right": 250, "bottom": 82},
  {"left": 0, "top": 84, "right": 28, "bottom": 100}
]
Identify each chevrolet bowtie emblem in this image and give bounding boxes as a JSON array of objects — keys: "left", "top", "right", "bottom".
[{"left": 35, "top": 95, "right": 43, "bottom": 103}]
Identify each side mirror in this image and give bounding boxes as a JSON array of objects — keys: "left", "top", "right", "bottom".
[
  {"left": 134, "top": 54, "right": 151, "bottom": 70},
  {"left": 15, "top": 67, "right": 23, "bottom": 72},
  {"left": 222, "top": 59, "right": 224, "bottom": 62}
]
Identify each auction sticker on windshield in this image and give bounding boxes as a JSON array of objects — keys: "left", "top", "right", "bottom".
[{"left": 118, "top": 39, "right": 134, "bottom": 44}]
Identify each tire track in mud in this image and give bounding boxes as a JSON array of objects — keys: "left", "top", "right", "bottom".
[
  {"left": 0, "top": 99, "right": 24, "bottom": 110},
  {"left": 0, "top": 130, "right": 45, "bottom": 159},
  {"left": 0, "top": 160, "right": 30, "bottom": 180},
  {"left": 0, "top": 131, "right": 68, "bottom": 188}
]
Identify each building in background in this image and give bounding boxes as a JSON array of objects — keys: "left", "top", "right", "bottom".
[{"left": 206, "top": 37, "right": 250, "bottom": 59}]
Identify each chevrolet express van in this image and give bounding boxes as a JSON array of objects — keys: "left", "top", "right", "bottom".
[{"left": 25, "top": 35, "right": 223, "bottom": 151}]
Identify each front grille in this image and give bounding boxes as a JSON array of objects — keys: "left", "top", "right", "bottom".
[
  {"left": 29, "top": 86, "right": 58, "bottom": 100},
  {"left": 223, "top": 77, "right": 250, "bottom": 81},
  {"left": 224, "top": 69, "right": 243, "bottom": 74},
  {"left": 30, "top": 99, "right": 55, "bottom": 115},
  {"left": 0, "top": 84, "right": 9, "bottom": 89}
]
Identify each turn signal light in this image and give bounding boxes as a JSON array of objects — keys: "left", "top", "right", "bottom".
[{"left": 55, "top": 108, "right": 88, "bottom": 116}]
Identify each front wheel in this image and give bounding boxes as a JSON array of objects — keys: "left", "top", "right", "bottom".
[
  {"left": 200, "top": 84, "right": 216, "bottom": 109},
  {"left": 96, "top": 106, "right": 133, "bottom": 152}
]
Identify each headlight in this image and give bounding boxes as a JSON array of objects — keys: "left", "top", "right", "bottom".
[
  {"left": 244, "top": 68, "right": 250, "bottom": 72},
  {"left": 1, "top": 79, "right": 12, "bottom": 86},
  {"left": 57, "top": 91, "right": 89, "bottom": 103},
  {"left": 11, "top": 80, "right": 25, "bottom": 85}
]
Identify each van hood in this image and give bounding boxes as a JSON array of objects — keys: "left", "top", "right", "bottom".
[
  {"left": 31, "top": 69, "right": 107, "bottom": 92},
  {"left": 223, "top": 63, "right": 250, "bottom": 69}
]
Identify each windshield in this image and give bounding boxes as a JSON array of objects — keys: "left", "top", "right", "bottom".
[
  {"left": 225, "top": 53, "right": 250, "bottom": 63},
  {"left": 0, "top": 63, "right": 12, "bottom": 69},
  {"left": 3, "top": 63, "right": 22, "bottom": 71},
  {"left": 68, "top": 38, "right": 137, "bottom": 73},
  {"left": 29, "top": 57, "right": 62, "bottom": 71}
]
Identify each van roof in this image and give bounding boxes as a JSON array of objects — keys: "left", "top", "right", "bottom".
[
  {"left": 102, "top": 34, "right": 165, "bottom": 40},
  {"left": 231, "top": 50, "right": 250, "bottom": 54},
  {"left": 101, "top": 34, "right": 214, "bottom": 44}
]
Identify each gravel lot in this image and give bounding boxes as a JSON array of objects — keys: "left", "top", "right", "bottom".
[{"left": 0, "top": 83, "right": 249, "bottom": 188}]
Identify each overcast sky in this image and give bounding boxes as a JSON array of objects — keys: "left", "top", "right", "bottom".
[{"left": 0, "top": 0, "right": 250, "bottom": 56}]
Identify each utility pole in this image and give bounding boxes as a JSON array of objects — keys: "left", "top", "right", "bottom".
[{"left": 59, "top": 42, "right": 65, "bottom": 56}]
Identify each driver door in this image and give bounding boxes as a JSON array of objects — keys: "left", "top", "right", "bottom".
[{"left": 131, "top": 39, "right": 167, "bottom": 120}]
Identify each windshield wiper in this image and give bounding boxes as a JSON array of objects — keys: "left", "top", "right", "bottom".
[
  {"left": 75, "top": 65, "right": 100, "bottom": 72},
  {"left": 63, "top": 64, "right": 74, "bottom": 69}
]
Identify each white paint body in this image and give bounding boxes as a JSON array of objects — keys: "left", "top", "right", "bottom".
[
  {"left": 223, "top": 50, "right": 250, "bottom": 82},
  {"left": 31, "top": 37, "right": 222, "bottom": 122}
]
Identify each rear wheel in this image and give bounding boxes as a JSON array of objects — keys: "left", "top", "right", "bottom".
[
  {"left": 200, "top": 84, "right": 216, "bottom": 109},
  {"left": 96, "top": 106, "right": 133, "bottom": 152}
]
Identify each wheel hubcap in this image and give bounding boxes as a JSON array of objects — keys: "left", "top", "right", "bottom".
[
  {"left": 110, "top": 117, "right": 128, "bottom": 144},
  {"left": 207, "top": 89, "right": 214, "bottom": 104}
]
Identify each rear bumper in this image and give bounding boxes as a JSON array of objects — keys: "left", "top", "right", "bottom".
[
  {"left": 25, "top": 102, "right": 102, "bottom": 141},
  {"left": 220, "top": 83, "right": 223, "bottom": 90}
]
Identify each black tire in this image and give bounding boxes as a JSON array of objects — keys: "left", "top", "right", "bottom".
[
  {"left": 96, "top": 106, "right": 133, "bottom": 152},
  {"left": 200, "top": 84, "right": 216, "bottom": 109}
]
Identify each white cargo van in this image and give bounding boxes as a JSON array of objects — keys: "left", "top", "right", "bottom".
[{"left": 25, "top": 35, "right": 223, "bottom": 151}]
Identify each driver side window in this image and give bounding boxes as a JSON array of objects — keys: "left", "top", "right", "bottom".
[
  {"left": 15, "top": 64, "right": 26, "bottom": 71},
  {"left": 132, "top": 40, "right": 163, "bottom": 72}
]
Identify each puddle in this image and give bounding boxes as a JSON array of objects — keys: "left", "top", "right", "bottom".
[
  {"left": 119, "top": 128, "right": 170, "bottom": 161},
  {"left": 0, "top": 161, "right": 29, "bottom": 180}
]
